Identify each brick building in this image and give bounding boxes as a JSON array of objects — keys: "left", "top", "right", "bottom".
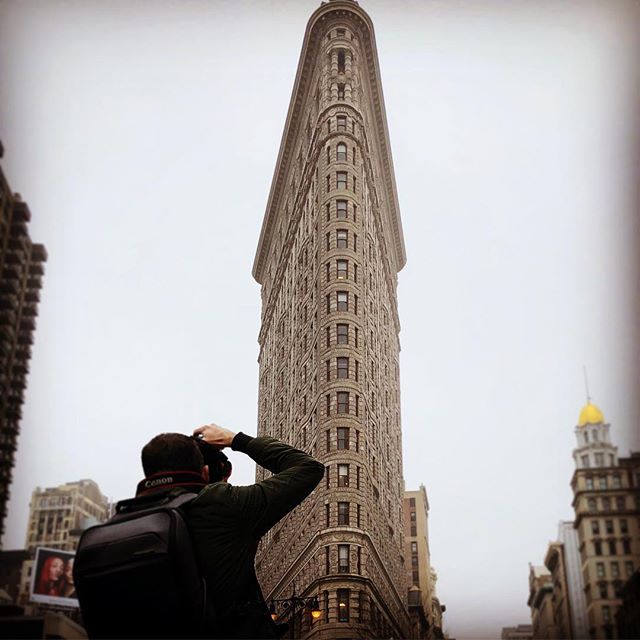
[{"left": 252, "top": 1, "right": 410, "bottom": 637}]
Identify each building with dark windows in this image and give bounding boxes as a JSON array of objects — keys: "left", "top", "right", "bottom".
[
  {"left": 403, "top": 487, "right": 444, "bottom": 639},
  {"left": 252, "top": 1, "right": 410, "bottom": 637},
  {"left": 0, "top": 141, "right": 47, "bottom": 543},
  {"left": 528, "top": 402, "right": 640, "bottom": 639}
]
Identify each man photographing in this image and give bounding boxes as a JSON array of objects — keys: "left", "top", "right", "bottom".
[
  {"left": 187, "top": 424, "right": 324, "bottom": 638},
  {"left": 74, "top": 424, "right": 324, "bottom": 639}
]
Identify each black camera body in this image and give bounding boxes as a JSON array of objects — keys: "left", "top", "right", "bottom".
[{"left": 193, "top": 436, "right": 232, "bottom": 481}]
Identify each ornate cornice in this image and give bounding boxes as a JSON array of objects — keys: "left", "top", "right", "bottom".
[{"left": 252, "top": 0, "right": 406, "bottom": 284}]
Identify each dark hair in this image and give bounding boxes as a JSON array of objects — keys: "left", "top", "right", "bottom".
[
  {"left": 141, "top": 433, "right": 204, "bottom": 476},
  {"left": 194, "top": 438, "right": 232, "bottom": 482}
]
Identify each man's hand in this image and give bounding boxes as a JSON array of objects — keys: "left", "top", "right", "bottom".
[{"left": 193, "top": 423, "right": 236, "bottom": 449}]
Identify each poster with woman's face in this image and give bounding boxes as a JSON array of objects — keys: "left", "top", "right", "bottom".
[{"left": 30, "top": 547, "right": 78, "bottom": 608}]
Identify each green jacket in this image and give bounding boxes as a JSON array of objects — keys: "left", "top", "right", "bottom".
[{"left": 187, "top": 433, "right": 324, "bottom": 636}]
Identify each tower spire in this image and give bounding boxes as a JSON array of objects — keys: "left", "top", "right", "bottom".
[{"left": 583, "top": 365, "right": 591, "bottom": 404}]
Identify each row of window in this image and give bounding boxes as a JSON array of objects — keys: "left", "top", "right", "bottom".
[
  {"left": 326, "top": 198, "right": 356, "bottom": 222},
  {"left": 324, "top": 544, "right": 362, "bottom": 575},
  {"left": 326, "top": 291, "right": 358, "bottom": 315},
  {"left": 328, "top": 114, "right": 354, "bottom": 134},
  {"left": 586, "top": 496, "right": 629, "bottom": 512},
  {"left": 326, "top": 356, "right": 358, "bottom": 381},
  {"left": 325, "top": 462, "right": 361, "bottom": 489},
  {"left": 592, "top": 538, "right": 632, "bottom": 556},
  {"left": 326, "top": 391, "right": 359, "bottom": 416},
  {"left": 325, "top": 501, "right": 361, "bottom": 527},
  {"left": 326, "top": 259, "right": 356, "bottom": 283},
  {"left": 326, "top": 171, "right": 356, "bottom": 192},
  {"left": 326, "top": 143, "right": 356, "bottom": 164},
  {"left": 594, "top": 560, "right": 635, "bottom": 580},
  {"left": 326, "top": 228, "right": 357, "bottom": 251},
  {"left": 590, "top": 519, "right": 629, "bottom": 535},
  {"left": 580, "top": 452, "right": 616, "bottom": 468},
  {"left": 585, "top": 475, "right": 623, "bottom": 490},
  {"left": 327, "top": 426, "right": 360, "bottom": 451},
  {"left": 328, "top": 323, "right": 357, "bottom": 348}
]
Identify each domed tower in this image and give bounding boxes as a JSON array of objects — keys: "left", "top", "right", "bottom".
[
  {"left": 570, "top": 399, "right": 640, "bottom": 639},
  {"left": 572, "top": 401, "right": 618, "bottom": 470},
  {"left": 252, "top": 1, "right": 410, "bottom": 637}
]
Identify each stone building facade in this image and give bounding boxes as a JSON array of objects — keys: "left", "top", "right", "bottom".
[
  {"left": 0, "top": 141, "right": 47, "bottom": 543},
  {"left": 570, "top": 404, "right": 640, "bottom": 639},
  {"left": 252, "top": 1, "right": 410, "bottom": 637},
  {"left": 404, "top": 486, "right": 444, "bottom": 639},
  {"left": 528, "top": 403, "right": 640, "bottom": 639},
  {"left": 18, "top": 479, "right": 110, "bottom": 607}
]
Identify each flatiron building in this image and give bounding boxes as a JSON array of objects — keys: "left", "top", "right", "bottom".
[{"left": 252, "top": 1, "right": 409, "bottom": 637}]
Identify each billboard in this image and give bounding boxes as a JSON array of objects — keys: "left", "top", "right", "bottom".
[{"left": 29, "top": 547, "right": 78, "bottom": 608}]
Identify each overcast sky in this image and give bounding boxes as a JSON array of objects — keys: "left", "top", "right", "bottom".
[{"left": 1, "top": 1, "right": 639, "bottom": 638}]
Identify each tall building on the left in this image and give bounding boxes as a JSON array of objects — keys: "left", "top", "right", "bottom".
[{"left": 0, "top": 140, "right": 48, "bottom": 542}]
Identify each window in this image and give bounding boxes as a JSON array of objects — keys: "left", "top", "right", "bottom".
[
  {"left": 337, "top": 260, "right": 348, "bottom": 280},
  {"left": 355, "top": 430, "right": 359, "bottom": 452},
  {"left": 326, "top": 429, "right": 331, "bottom": 452},
  {"left": 356, "top": 503, "right": 361, "bottom": 527},
  {"left": 337, "top": 83, "right": 345, "bottom": 99},
  {"left": 596, "top": 562, "right": 605, "bottom": 578},
  {"left": 411, "top": 542, "right": 418, "bottom": 553},
  {"left": 337, "top": 589, "right": 350, "bottom": 622},
  {"left": 612, "top": 475, "right": 621, "bottom": 489},
  {"left": 591, "top": 520, "right": 600, "bottom": 535},
  {"left": 586, "top": 477, "right": 594, "bottom": 490},
  {"left": 625, "top": 561, "right": 634, "bottom": 577},
  {"left": 337, "top": 323, "right": 348, "bottom": 344},
  {"left": 337, "top": 291, "right": 348, "bottom": 311},
  {"left": 602, "top": 497, "right": 611, "bottom": 511},
  {"left": 616, "top": 496, "right": 625, "bottom": 511},
  {"left": 338, "top": 544, "right": 349, "bottom": 572},
  {"left": 326, "top": 394, "right": 330, "bottom": 416},
  {"left": 338, "top": 464, "right": 349, "bottom": 487},
  {"left": 337, "top": 199, "right": 347, "bottom": 219},
  {"left": 599, "top": 583, "right": 608, "bottom": 599},
  {"left": 326, "top": 465, "right": 330, "bottom": 489},
  {"left": 357, "top": 547, "right": 362, "bottom": 575},
  {"left": 337, "top": 142, "right": 347, "bottom": 161},
  {"left": 337, "top": 392, "right": 349, "bottom": 414},
  {"left": 337, "top": 357, "right": 348, "bottom": 378},
  {"left": 337, "top": 171, "right": 347, "bottom": 189},
  {"left": 594, "top": 541, "right": 602, "bottom": 556},
  {"left": 599, "top": 477, "right": 608, "bottom": 490},
  {"left": 581, "top": 455, "right": 590, "bottom": 468},
  {"left": 602, "top": 606, "right": 611, "bottom": 624},
  {"left": 611, "top": 561, "right": 620, "bottom": 578},
  {"left": 355, "top": 360, "right": 359, "bottom": 381},
  {"left": 605, "top": 520, "right": 614, "bottom": 534},
  {"left": 326, "top": 326, "right": 331, "bottom": 347},
  {"left": 337, "top": 115, "right": 347, "bottom": 131},
  {"left": 325, "top": 549, "right": 330, "bottom": 575},
  {"left": 622, "top": 539, "right": 631, "bottom": 554},
  {"left": 356, "top": 466, "right": 360, "bottom": 489},
  {"left": 338, "top": 502, "right": 350, "bottom": 525},
  {"left": 337, "top": 50, "right": 346, "bottom": 72},
  {"left": 337, "top": 229, "right": 348, "bottom": 248},
  {"left": 595, "top": 453, "right": 604, "bottom": 467},
  {"left": 336, "top": 28, "right": 345, "bottom": 37},
  {"left": 337, "top": 427, "right": 349, "bottom": 449},
  {"left": 620, "top": 519, "right": 628, "bottom": 534},
  {"left": 412, "top": 569, "right": 419, "bottom": 583},
  {"left": 325, "top": 503, "right": 330, "bottom": 527}
]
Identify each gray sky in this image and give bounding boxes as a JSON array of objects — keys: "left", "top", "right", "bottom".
[{"left": 1, "top": 1, "right": 638, "bottom": 638}]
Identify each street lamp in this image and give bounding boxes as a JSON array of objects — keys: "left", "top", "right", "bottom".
[{"left": 269, "top": 591, "right": 322, "bottom": 624}]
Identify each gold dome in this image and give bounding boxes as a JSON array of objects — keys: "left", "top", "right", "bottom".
[{"left": 578, "top": 402, "right": 605, "bottom": 427}]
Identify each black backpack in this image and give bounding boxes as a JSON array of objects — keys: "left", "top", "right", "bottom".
[{"left": 74, "top": 490, "right": 208, "bottom": 639}]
